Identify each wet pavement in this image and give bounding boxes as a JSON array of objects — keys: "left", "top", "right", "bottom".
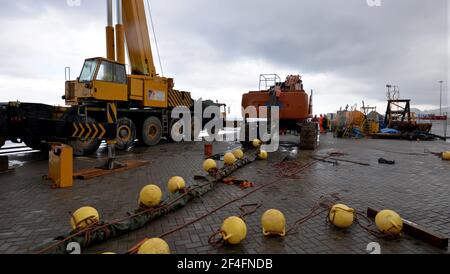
[{"left": 0, "top": 134, "right": 449, "bottom": 254}]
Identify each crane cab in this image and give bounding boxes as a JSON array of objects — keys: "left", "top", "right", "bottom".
[
  {"left": 65, "top": 57, "right": 170, "bottom": 108},
  {"left": 65, "top": 57, "right": 128, "bottom": 105}
]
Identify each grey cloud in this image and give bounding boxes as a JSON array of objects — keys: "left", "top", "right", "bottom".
[
  {"left": 0, "top": 0, "right": 448, "bottom": 111},
  {"left": 150, "top": 0, "right": 448, "bottom": 106}
]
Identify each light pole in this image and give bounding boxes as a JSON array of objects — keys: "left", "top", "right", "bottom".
[{"left": 439, "top": 81, "right": 443, "bottom": 116}]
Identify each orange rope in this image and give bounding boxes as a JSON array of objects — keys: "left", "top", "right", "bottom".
[{"left": 128, "top": 160, "right": 321, "bottom": 253}]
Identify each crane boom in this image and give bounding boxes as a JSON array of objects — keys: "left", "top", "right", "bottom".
[{"left": 122, "top": 0, "right": 156, "bottom": 77}]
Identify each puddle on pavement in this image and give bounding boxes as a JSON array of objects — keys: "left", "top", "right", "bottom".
[
  {"left": 4, "top": 150, "right": 48, "bottom": 167},
  {"left": 8, "top": 160, "right": 26, "bottom": 168},
  {"left": 279, "top": 142, "right": 299, "bottom": 160}
]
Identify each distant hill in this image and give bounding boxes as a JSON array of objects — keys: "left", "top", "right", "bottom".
[{"left": 411, "top": 107, "right": 450, "bottom": 115}]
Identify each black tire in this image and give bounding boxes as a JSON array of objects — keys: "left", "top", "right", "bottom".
[
  {"left": 24, "top": 139, "right": 50, "bottom": 152},
  {"left": 167, "top": 116, "right": 201, "bottom": 142},
  {"left": 167, "top": 119, "right": 183, "bottom": 143},
  {"left": 168, "top": 116, "right": 202, "bottom": 142},
  {"left": 142, "top": 116, "right": 162, "bottom": 146},
  {"left": 116, "top": 117, "right": 136, "bottom": 150},
  {"left": 167, "top": 117, "right": 201, "bottom": 142},
  {"left": 66, "top": 116, "right": 102, "bottom": 156}
]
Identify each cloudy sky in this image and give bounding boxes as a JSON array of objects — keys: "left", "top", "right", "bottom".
[{"left": 0, "top": 0, "right": 448, "bottom": 116}]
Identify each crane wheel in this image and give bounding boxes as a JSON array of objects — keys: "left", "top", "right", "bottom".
[
  {"left": 167, "top": 116, "right": 201, "bottom": 142},
  {"left": 23, "top": 138, "right": 50, "bottom": 152},
  {"left": 116, "top": 117, "right": 136, "bottom": 150},
  {"left": 167, "top": 119, "right": 184, "bottom": 143},
  {"left": 68, "top": 137, "right": 101, "bottom": 157},
  {"left": 142, "top": 117, "right": 162, "bottom": 146},
  {"left": 67, "top": 116, "right": 101, "bottom": 156}
]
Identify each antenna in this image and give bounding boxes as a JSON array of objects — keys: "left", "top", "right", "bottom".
[{"left": 386, "top": 84, "right": 400, "bottom": 101}]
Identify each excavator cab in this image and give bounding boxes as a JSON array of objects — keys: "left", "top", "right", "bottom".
[{"left": 65, "top": 57, "right": 128, "bottom": 105}]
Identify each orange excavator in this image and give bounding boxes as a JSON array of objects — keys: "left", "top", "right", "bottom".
[{"left": 241, "top": 74, "right": 318, "bottom": 149}]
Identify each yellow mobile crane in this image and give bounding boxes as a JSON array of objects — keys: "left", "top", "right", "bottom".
[
  {"left": 64, "top": 0, "right": 192, "bottom": 158},
  {"left": 0, "top": 0, "right": 226, "bottom": 160}
]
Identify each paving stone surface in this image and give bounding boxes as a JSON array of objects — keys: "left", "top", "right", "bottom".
[{"left": 0, "top": 135, "right": 449, "bottom": 254}]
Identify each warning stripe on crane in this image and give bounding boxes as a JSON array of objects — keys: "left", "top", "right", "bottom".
[
  {"left": 71, "top": 123, "right": 107, "bottom": 139},
  {"left": 168, "top": 90, "right": 193, "bottom": 108},
  {"left": 107, "top": 103, "right": 118, "bottom": 124}
]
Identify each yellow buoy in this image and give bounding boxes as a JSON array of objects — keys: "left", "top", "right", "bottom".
[
  {"left": 139, "top": 185, "right": 162, "bottom": 207},
  {"left": 137, "top": 238, "right": 171, "bottom": 254},
  {"left": 258, "top": 150, "right": 268, "bottom": 160},
  {"left": 329, "top": 204, "right": 354, "bottom": 228},
  {"left": 442, "top": 151, "right": 450, "bottom": 161},
  {"left": 253, "top": 139, "right": 262, "bottom": 148},
  {"left": 375, "top": 210, "right": 403, "bottom": 235},
  {"left": 224, "top": 152, "right": 237, "bottom": 166},
  {"left": 261, "top": 209, "right": 286, "bottom": 237},
  {"left": 102, "top": 252, "right": 116, "bottom": 254},
  {"left": 220, "top": 216, "right": 247, "bottom": 245},
  {"left": 232, "top": 149, "right": 244, "bottom": 160},
  {"left": 70, "top": 206, "right": 100, "bottom": 230},
  {"left": 167, "top": 176, "right": 186, "bottom": 193},
  {"left": 203, "top": 159, "right": 217, "bottom": 172}
]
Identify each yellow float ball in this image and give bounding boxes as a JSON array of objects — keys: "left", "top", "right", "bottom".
[
  {"left": 220, "top": 216, "right": 247, "bottom": 245},
  {"left": 375, "top": 210, "right": 403, "bottom": 235},
  {"left": 70, "top": 206, "right": 100, "bottom": 230},
  {"left": 232, "top": 149, "right": 244, "bottom": 160},
  {"left": 442, "top": 151, "right": 450, "bottom": 161},
  {"left": 261, "top": 209, "right": 286, "bottom": 237},
  {"left": 329, "top": 204, "right": 354, "bottom": 228},
  {"left": 139, "top": 185, "right": 163, "bottom": 207},
  {"left": 224, "top": 152, "right": 237, "bottom": 166},
  {"left": 203, "top": 159, "right": 217, "bottom": 172},
  {"left": 258, "top": 150, "right": 268, "bottom": 160},
  {"left": 253, "top": 139, "right": 262, "bottom": 148},
  {"left": 137, "top": 238, "right": 171, "bottom": 254},
  {"left": 167, "top": 176, "right": 186, "bottom": 193}
]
